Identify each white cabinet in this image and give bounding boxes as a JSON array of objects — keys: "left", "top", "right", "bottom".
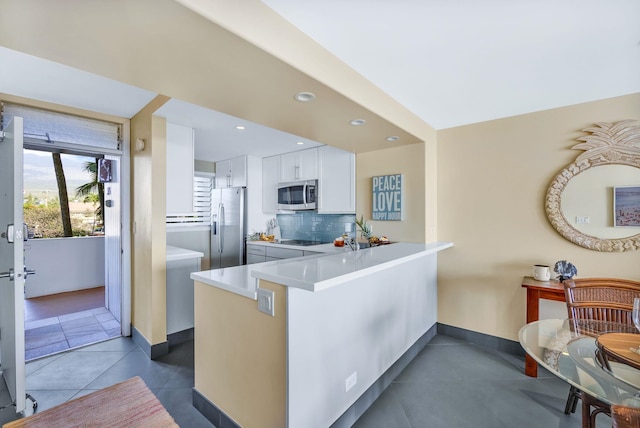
[
  {"left": 262, "top": 155, "right": 280, "bottom": 213},
  {"left": 266, "top": 247, "right": 303, "bottom": 259},
  {"left": 318, "top": 146, "right": 355, "bottom": 214},
  {"left": 247, "top": 244, "right": 266, "bottom": 264},
  {"left": 166, "top": 123, "right": 194, "bottom": 214},
  {"left": 247, "top": 243, "right": 310, "bottom": 264},
  {"left": 216, "top": 156, "right": 247, "bottom": 188},
  {"left": 280, "top": 148, "right": 318, "bottom": 182}
]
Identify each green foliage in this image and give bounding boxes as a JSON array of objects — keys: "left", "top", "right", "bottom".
[
  {"left": 75, "top": 160, "right": 103, "bottom": 222},
  {"left": 23, "top": 204, "right": 91, "bottom": 238},
  {"left": 356, "top": 215, "right": 372, "bottom": 239}
]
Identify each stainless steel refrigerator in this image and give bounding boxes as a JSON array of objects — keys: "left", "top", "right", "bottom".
[{"left": 210, "top": 187, "right": 247, "bottom": 268}]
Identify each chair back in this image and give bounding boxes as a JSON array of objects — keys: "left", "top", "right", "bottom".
[
  {"left": 563, "top": 278, "right": 640, "bottom": 326},
  {"left": 611, "top": 404, "right": 640, "bottom": 428}
]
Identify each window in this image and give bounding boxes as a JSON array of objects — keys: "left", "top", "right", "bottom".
[{"left": 23, "top": 149, "right": 104, "bottom": 238}]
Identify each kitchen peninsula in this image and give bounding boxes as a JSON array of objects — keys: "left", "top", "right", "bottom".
[{"left": 191, "top": 241, "right": 452, "bottom": 428}]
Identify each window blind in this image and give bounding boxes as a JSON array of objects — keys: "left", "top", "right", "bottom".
[{"left": 1, "top": 102, "right": 121, "bottom": 151}]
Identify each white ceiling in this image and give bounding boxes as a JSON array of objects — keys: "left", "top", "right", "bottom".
[
  {"left": 263, "top": 0, "right": 640, "bottom": 130},
  {"left": 2, "top": 0, "right": 639, "bottom": 161},
  {"left": 153, "top": 99, "right": 324, "bottom": 161}
]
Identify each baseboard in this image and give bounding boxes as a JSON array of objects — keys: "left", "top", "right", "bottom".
[
  {"left": 131, "top": 325, "right": 169, "bottom": 360},
  {"left": 330, "top": 323, "right": 438, "bottom": 428},
  {"left": 436, "top": 323, "right": 525, "bottom": 357},
  {"left": 168, "top": 328, "right": 194, "bottom": 347},
  {"left": 193, "top": 388, "right": 240, "bottom": 428}
]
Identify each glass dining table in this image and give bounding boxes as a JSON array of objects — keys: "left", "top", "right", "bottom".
[{"left": 519, "top": 318, "right": 640, "bottom": 428}]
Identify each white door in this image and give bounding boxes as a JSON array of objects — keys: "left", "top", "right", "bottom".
[
  {"left": 0, "top": 117, "right": 26, "bottom": 413},
  {"left": 103, "top": 155, "right": 121, "bottom": 325}
]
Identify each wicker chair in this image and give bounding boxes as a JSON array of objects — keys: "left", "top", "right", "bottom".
[
  {"left": 611, "top": 404, "right": 640, "bottom": 428},
  {"left": 562, "top": 278, "right": 640, "bottom": 418}
]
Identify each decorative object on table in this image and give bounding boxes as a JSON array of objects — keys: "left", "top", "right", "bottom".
[
  {"left": 533, "top": 264, "right": 551, "bottom": 281},
  {"left": 371, "top": 174, "right": 404, "bottom": 221},
  {"left": 554, "top": 260, "right": 577, "bottom": 282},
  {"left": 356, "top": 215, "right": 372, "bottom": 239},
  {"left": 259, "top": 233, "right": 275, "bottom": 242},
  {"left": 368, "top": 235, "right": 391, "bottom": 246}
]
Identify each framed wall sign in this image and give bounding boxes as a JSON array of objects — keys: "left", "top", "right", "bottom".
[{"left": 372, "top": 174, "right": 403, "bottom": 221}]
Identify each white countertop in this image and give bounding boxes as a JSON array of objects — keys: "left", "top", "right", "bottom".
[
  {"left": 166, "top": 245, "right": 204, "bottom": 262},
  {"left": 191, "top": 241, "right": 453, "bottom": 299}
]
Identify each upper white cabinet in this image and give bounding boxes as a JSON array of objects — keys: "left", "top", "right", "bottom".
[
  {"left": 166, "top": 122, "right": 194, "bottom": 214},
  {"left": 280, "top": 148, "right": 318, "bottom": 182},
  {"left": 318, "top": 146, "right": 355, "bottom": 214},
  {"left": 262, "top": 155, "right": 280, "bottom": 213},
  {"left": 216, "top": 156, "right": 247, "bottom": 188}
]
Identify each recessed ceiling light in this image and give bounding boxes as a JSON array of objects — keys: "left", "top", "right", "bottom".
[
  {"left": 296, "top": 141, "right": 305, "bottom": 145},
  {"left": 385, "top": 136, "right": 400, "bottom": 141},
  {"left": 294, "top": 92, "right": 316, "bottom": 102},
  {"left": 349, "top": 119, "right": 366, "bottom": 126},
  {"left": 235, "top": 125, "right": 246, "bottom": 130}
]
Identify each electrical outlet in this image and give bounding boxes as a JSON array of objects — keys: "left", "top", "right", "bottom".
[
  {"left": 345, "top": 371, "right": 357, "bottom": 392},
  {"left": 257, "top": 288, "right": 275, "bottom": 316},
  {"left": 576, "top": 216, "right": 590, "bottom": 224}
]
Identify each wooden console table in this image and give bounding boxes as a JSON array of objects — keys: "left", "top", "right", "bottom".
[{"left": 521, "top": 275, "right": 566, "bottom": 377}]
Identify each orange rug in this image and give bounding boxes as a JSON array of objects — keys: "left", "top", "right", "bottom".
[{"left": 3, "top": 376, "right": 178, "bottom": 428}]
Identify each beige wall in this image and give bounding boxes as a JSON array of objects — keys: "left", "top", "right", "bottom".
[
  {"left": 437, "top": 93, "right": 640, "bottom": 341},
  {"left": 194, "top": 280, "right": 286, "bottom": 428},
  {"left": 130, "top": 96, "right": 170, "bottom": 345},
  {"left": 0, "top": 0, "right": 427, "bottom": 155},
  {"left": 356, "top": 143, "right": 428, "bottom": 242}
]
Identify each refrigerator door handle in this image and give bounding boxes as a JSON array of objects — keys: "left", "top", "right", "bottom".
[{"left": 219, "top": 203, "right": 225, "bottom": 253}]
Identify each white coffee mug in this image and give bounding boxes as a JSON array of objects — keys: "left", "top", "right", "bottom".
[{"left": 533, "top": 264, "right": 551, "bottom": 281}]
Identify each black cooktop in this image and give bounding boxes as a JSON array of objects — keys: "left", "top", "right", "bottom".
[{"left": 276, "top": 239, "right": 325, "bottom": 247}]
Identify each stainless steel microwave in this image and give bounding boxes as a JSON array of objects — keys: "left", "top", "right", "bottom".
[{"left": 277, "top": 180, "right": 317, "bottom": 210}]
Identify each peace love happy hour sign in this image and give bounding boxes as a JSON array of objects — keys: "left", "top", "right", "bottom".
[{"left": 372, "top": 174, "right": 403, "bottom": 221}]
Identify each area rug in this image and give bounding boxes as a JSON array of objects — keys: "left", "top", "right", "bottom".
[{"left": 2, "top": 376, "right": 178, "bottom": 427}]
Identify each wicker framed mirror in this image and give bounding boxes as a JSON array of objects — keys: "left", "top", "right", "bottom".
[{"left": 545, "top": 120, "right": 640, "bottom": 252}]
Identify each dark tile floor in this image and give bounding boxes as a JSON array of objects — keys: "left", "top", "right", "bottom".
[
  {"left": 0, "top": 334, "right": 611, "bottom": 428},
  {"left": 0, "top": 337, "right": 212, "bottom": 427}
]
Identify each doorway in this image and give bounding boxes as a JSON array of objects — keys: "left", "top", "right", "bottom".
[{"left": 22, "top": 148, "right": 123, "bottom": 360}]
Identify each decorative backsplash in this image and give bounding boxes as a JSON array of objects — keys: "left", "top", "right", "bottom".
[{"left": 277, "top": 212, "right": 356, "bottom": 243}]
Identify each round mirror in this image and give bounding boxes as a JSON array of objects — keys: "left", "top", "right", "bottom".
[
  {"left": 561, "top": 165, "right": 640, "bottom": 239},
  {"left": 545, "top": 120, "right": 640, "bottom": 252}
]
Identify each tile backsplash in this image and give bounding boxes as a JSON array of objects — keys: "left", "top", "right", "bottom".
[{"left": 277, "top": 212, "right": 356, "bottom": 243}]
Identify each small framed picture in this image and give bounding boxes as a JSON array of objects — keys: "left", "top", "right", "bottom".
[
  {"left": 98, "top": 158, "right": 112, "bottom": 183},
  {"left": 613, "top": 186, "right": 640, "bottom": 227}
]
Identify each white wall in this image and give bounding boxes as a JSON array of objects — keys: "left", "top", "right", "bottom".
[
  {"left": 287, "top": 253, "right": 438, "bottom": 427},
  {"left": 166, "top": 227, "right": 211, "bottom": 270},
  {"left": 246, "top": 155, "right": 272, "bottom": 235},
  {"left": 24, "top": 236, "right": 105, "bottom": 298}
]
